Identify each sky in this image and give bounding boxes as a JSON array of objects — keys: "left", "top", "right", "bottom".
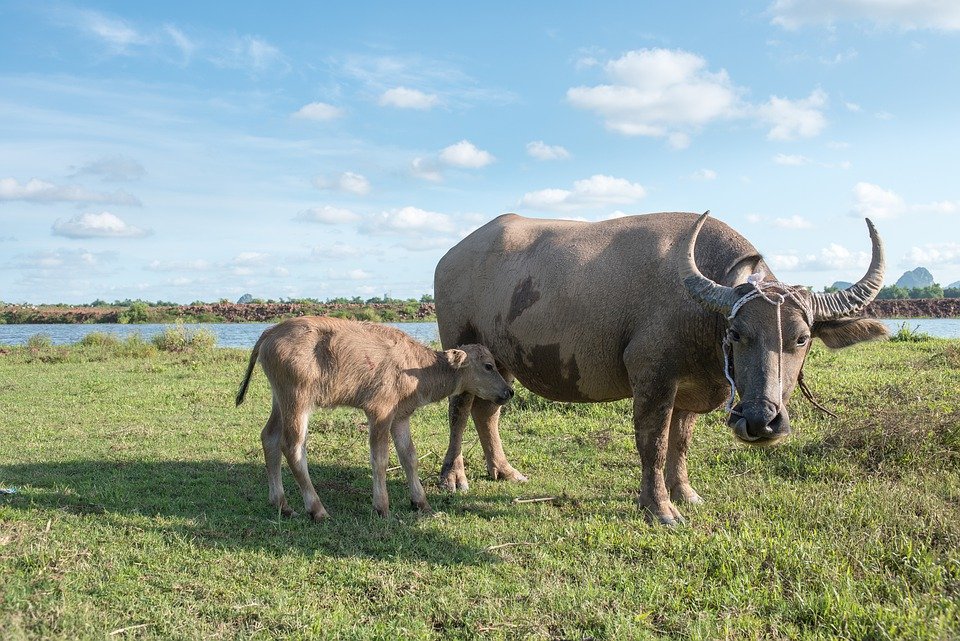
[{"left": 2, "top": 1, "right": 960, "bottom": 304}]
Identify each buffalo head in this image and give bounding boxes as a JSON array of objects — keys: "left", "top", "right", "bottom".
[{"left": 681, "top": 211, "right": 888, "bottom": 445}]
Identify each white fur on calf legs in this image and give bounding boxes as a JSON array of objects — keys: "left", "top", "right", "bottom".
[
  {"left": 368, "top": 413, "right": 393, "bottom": 517},
  {"left": 281, "top": 409, "right": 329, "bottom": 521},
  {"left": 390, "top": 416, "right": 430, "bottom": 513},
  {"left": 439, "top": 393, "right": 473, "bottom": 491},
  {"left": 261, "top": 401, "right": 294, "bottom": 517}
]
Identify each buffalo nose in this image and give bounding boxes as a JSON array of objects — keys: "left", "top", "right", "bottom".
[{"left": 731, "top": 400, "right": 790, "bottom": 442}]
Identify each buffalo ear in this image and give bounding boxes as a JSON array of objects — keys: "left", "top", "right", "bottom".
[
  {"left": 812, "top": 318, "right": 889, "bottom": 349},
  {"left": 444, "top": 349, "right": 469, "bottom": 369}
]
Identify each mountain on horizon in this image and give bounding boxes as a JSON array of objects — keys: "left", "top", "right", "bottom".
[{"left": 895, "top": 267, "right": 934, "bottom": 289}]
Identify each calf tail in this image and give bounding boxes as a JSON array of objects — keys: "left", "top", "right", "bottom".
[{"left": 235, "top": 337, "right": 263, "bottom": 406}]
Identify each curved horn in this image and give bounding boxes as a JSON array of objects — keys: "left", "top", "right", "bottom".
[
  {"left": 681, "top": 211, "right": 738, "bottom": 315},
  {"left": 811, "top": 218, "right": 885, "bottom": 321}
]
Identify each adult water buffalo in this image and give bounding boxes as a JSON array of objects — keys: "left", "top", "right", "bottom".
[{"left": 435, "top": 211, "right": 887, "bottom": 524}]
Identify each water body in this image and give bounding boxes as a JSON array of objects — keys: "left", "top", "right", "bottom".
[{"left": 0, "top": 319, "right": 958, "bottom": 347}]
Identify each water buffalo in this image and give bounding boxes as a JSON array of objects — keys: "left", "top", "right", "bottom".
[
  {"left": 434, "top": 211, "right": 886, "bottom": 524},
  {"left": 235, "top": 316, "right": 513, "bottom": 519}
]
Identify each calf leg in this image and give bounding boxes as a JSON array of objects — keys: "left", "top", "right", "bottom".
[
  {"left": 390, "top": 416, "right": 430, "bottom": 512},
  {"left": 261, "top": 399, "right": 293, "bottom": 516},
  {"left": 280, "top": 407, "right": 328, "bottom": 521},
  {"left": 439, "top": 393, "right": 473, "bottom": 491},
  {"left": 631, "top": 379, "right": 683, "bottom": 525},
  {"left": 471, "top": 396, "right": 527, "bottom": 483},
  {"left": 666, "top": 409, "right": 703, "bottom": 505},
  {"left": 368, "top": 412, "right": 394, "bottom": 517}
]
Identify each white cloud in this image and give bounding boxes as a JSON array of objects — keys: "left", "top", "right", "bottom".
[
  {"left": 526, "top": 141, "right": 571, "bottom": 161},
  {"left": 379, "top": 87, "right": 439, "bottom": 110},
  {"left": 903, "top": 243, "right": 960, "bottom": 267},
  {"left": 15, "top": 248, "right": 118, "bottom": 277},
  {"left": 691, "top": 168, "right": 717, "bottom": 180},
  {"left": 851, "top": 182, "right": 907, "bottom": 219},
  {"left": 0, "top": 178, "right": 140, "bottom": 206},
  {"left": 295, "top": 206, "right": 361, "bottom": 224},
  {"left": 875, "top": 111, "right": 894, "bottom": 120},
  {"left": 219, "top": 35, "right": 284, "bottom": 72},
  {"left": 774, "top": 153, "right": 811, "bottom": 166},
  {"left": 292, "top": 102, "right": 344, "bottom": 121},
  {"left": 314, "top": 172, "right": 370, "bottom": 196},
  {"left": 51, "top": 212, "right": 150, "bottom": 239},
  {"left": 757, "top": 89, "right": 828, "bottom": 141},
  {"left": 362, "top": 206, "right": 456, "bottom": 236},
  {"left": 769, "top": 0, "right": 960, "bottom": 31},
  {"left": 439, "top": 140, "right": 495, "bottom": 168},
  {"left": 348, "top": 268, "right": 372, "bottom": 280},
  {"left": 567, "top": 49, "right": 742, "bottom": 146},
  {"left": 309, "top": 242, "right": 364, "bottom": 261},
  {"left": 74, "top": 9, "right": 145, "bottom": 52},
  {"left": 769, "top": 243, "right": 870, "bottom": 272},
  {"left": 410, "top": 157, "right": 443, "bottom": 182},
  {"left": 844, "top": 101, "right": 862, "bottom": 112},
  {"left": 147, "top": 259, "right": 211, "bottom": 272},
  {"left": 827, "top": 141, "right": 851, "bottom": 150},
  {"left": 773, "top": 215, "right": 813, "bottom": 229},
  {"left": 520, "top": 174, "right": 647, "bottom": 213},
  {"left": 912, "top": 201, "right": 959, "bottom": 214},
  {"left": 232, "top": 252, "right": 269, "bottom": 266}
]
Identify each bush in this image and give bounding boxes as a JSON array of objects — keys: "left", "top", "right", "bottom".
[
  {"left": 26, "top": 334, "right": 53, "bottom": 350},
  {"left": 152, "top": 325, "right": 217, "bottom": 352},
  {"left": 890, "top": 322, "right": 933, "bottom": 343},
  {"left": 78, "top": 332, "right": 120, "bottom": 348}
]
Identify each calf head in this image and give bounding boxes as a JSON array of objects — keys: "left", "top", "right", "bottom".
[
  {"left": 682, "top": 211, "right": 888, "bottom": 445},
  {"left": 446, "top": 344, "right": 515, "bottom": 404}
]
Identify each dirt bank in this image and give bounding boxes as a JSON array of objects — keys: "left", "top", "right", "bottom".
[{"left": 862, "top": 299, "right": 960, "bottom": 319}]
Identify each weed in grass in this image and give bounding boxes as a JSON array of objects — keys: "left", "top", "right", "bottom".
[
  {"left": 890, "top": 322, "right": 934, "bottom": 342},
  {"left": 152, "top": 324, "right": 217, "bottom": 352}
]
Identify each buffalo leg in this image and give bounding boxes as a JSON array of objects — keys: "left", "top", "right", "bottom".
[
  {"left": 631, "top": 379, "right": 683, "bottom": 525},
  {"left": 261, "top": 399, "right": 294, "bottom": 516},
  {"left": 368, "top": 412, "right": 394, "bottom": 517},
  {"left": 390, "top": 415, "right": 430, "bottom": 512},
  {"left": 471, "top": 396, "right": 527, "bottom": 483},
  {"left": 439, "top": 392, "right": 474, "bottom": 491},
  {"left": 666, "top": 409, "right": 703, "bottom": 504}
]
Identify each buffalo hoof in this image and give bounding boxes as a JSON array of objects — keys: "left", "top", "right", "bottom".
[
  {"left": 488, "top": 464, "right": 528, "bottom": 483},
  {"left": 310, "top": 508, "right": 330, "bottom": 522},
  {"left": 274, "top": 502, "right": 296, "bottom": 518},
  {"left": 638, "top": 497, "right": 685, "bottom": 526},
  {"left": 374, "top": 505, "right": 390, "bottom": 519},
  {"left": 411, "top": 500, "right": 433, "bottom": 515},
  {"left": 439, "top": 456, "right": 470, "bottom": 492},
  {"left": 670, "top": 483, "right": 704, "bottom": 505}
]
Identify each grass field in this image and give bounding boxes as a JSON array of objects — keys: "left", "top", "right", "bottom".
[{"left": 1, "top": 334, "right": 959, "bottom": 640}]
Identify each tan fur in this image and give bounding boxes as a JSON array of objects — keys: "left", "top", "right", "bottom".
[{"left": 236, "top": 316, "right": 512, "bottom": 519}]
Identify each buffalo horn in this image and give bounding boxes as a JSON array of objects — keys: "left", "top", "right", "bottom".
[
  {"left": 681, "top": 211, "right": 739, "bottom": 314},
  {"left": 810, "top": 219, "right": 886, "bottom": 321}
]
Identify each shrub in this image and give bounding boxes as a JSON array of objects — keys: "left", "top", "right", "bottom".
[
  {"left": 78, "top": 332, "right": 120, "bottom": 348},
  {"left": 890, "top": 322, "right": 933, "bottom": 343},
  {"left": 26, "top": 334, "right": 53, "bottom": 350},
  {"left": 152, "top": 325, "right": 217, "bottom": 352}
]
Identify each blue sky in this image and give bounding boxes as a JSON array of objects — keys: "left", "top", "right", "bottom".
[{"left": 2, "top": 1, "right": 959, "bottom": 304}]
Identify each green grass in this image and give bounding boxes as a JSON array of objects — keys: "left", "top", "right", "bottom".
[{"left": 1, "top": 338, "right": 958, "bottom": 640}]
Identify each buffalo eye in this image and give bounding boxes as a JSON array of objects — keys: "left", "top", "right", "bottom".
[
  {"left": 484, "top": 363, "right": 495, "bottom": 371},
  {"left": 729, "top": 330, "right": 741, "bottom": 343},
  {"left": 796, "top": 335, "right": 810, "bottom": 347}
]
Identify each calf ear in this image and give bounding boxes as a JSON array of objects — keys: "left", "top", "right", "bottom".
[
  {"left": 812, "top": 318, "right": 889, "bottom": 349},
  {"left": 444, "top": 349, "right": 469, "bottom": 369}
]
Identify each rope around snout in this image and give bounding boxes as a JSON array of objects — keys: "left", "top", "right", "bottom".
[{"left": 722, "top": 272, "right": 813, "bottom": 417}]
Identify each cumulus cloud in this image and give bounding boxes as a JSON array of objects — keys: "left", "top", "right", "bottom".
[
  {"left": 903, "top": 243, "right": 960, "bottom": 267},
  {"left": 567, "top": 48, "right": 743, "bottom": 147},
  {"left": 379, "top": 87, "right": 439, "bottom": 109},
  {"left": 520, "top": 174, "right": 647, "bottom": 213},
  {"left": 691, "top": 168, "right": 717, "bottom": 180},
  {"left": 0, "top": 178, "right": 141, "bottom": 206},
  {"left": 15, "top": 248, "right": 118, "bottom": 277},
  {"left": 313, "top": 172, "right": 370, "bottom": 196},
  {"left": 292, "top": 102, "right": 344, "bottom": 121},
  {"left": 774, "top": 153, "right": 810, "bottom": 166},
  {"left": 757, "top": 89, "right": 828, "bottom": 140},
  {"left": 361, "top": 206, "right": 456, "bottom": 236},
  {"left": 773, "top": 215, "right": 813, "bottom": 229},
  {"left": 147, "top": 258, "right": 211, "bottom": 272},
  {"left": 410, "top": 157, "right": 443, "bottom": 182},
  {"left": 439, "top": 140, "right": 495, "bottom": 168},
  {"left": 851, "top": 182, "right": 907, "bottom": 219},
  {"left": 295, "top": 206, "right": 361, "bottom": 224},
  {"left": 216, "top": 35, "right": 285, "bottom": 72},
  {"left": 51, "top": 212, "right": 150, "bottom": 238},
  {"left": 526, "top": 141, "right": 571, "bottom": 161},
  {"left": 769, "top": 0, "right": 960, "bottom": 31},
  {"left": 769, "top": 243, "right": 870, "bottom": 272},
  {"left": 70, "top": 156, "right": 146, "bottom": 182}
]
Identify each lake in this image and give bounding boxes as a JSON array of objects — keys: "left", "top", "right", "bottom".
[{"left": 1, "top": 318, "right": 959, "bottom": 347}]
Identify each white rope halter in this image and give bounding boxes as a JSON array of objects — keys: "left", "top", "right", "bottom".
[{"left": 722, "top": 271, "right": 813, "bottom": 415}]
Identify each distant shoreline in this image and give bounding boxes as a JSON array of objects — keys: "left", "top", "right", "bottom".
[
  {"left": 2, "top": 299, "right": 958, "bottom": 324},
  {"left": 0, "top": 302, "right": 437, "bottom": 325}
]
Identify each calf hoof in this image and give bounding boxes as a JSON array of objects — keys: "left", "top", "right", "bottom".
[
  {"left": 374, "top": 506, "right": 391, "bottom": 519},
  {"left": 411, "top": 500, "right": 433, "bottom": 514},
  {"left": 670, "top": 483, "right": 704, "bottom": 505},
  {"left": 274, "top": 502, "right": 296, "bottom": 518},
  {"left": 310, "top": 506, "right": 330, "bottom": 521}
]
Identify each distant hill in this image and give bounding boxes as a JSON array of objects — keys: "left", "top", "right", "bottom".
[
  {"left": 896, "top": 267, "right": 934, "bottom": 289},
  {"left": 236, "top": 293, "right": 254, "bottom": 304},
  {"left": 830, "top": 281, "right": 853, "bottom": 290},
  {"left": 949, "top": 280, "right": 960, "bottom": 289}
]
